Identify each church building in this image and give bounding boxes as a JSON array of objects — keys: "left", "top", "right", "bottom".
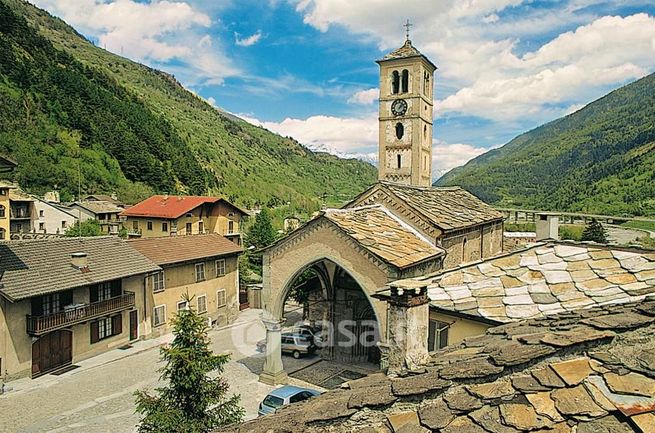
[{"left": 257, "top": 35, "right": 504, "bottom": 385}]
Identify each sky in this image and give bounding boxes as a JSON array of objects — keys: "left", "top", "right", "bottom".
[{"left": 32, "top": 0, "right": 655, "bottom": 179}]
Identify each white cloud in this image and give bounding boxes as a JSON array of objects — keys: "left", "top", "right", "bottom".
[
  {"left": 31, "top": 0, "right": 239, "bottom": 85},
  {"left": 347, "top": 88, "right": 379, "bottom": 105},
  {"left": 291, "top": 1, "right": 655, "bottom": 123},
  {"left": 432, "top": 141, "right": 491, "bottom": 178},
  {"left": 235, "top": 30, "right": 263, "bottom": 47}
]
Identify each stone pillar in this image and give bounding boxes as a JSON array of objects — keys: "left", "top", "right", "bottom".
[
  {"left": 259, "top": 315, "right": 288, "bottom": 385},
  {"left": 385, "top": 281, "right": 430, "bottom": 375}
]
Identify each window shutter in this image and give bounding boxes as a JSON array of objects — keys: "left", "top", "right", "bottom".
[
  {"left": 112, "top": 314, "right": 122, "bottom": 336},
  {"left": 90, "top": 321, "right": 100, "bottom": 344}
]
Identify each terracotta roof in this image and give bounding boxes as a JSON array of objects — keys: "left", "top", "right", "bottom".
[
  {"left": 119, "top": 195, "right": 220, "bottom": 219},
  {"left": 218, "top": 299, "right": 655, "bottom": 432},
  {"left": 377, "top": 39, "right": 437, "bottom": 70},
  {"left": 74, "top": 200, "right": 123, "bottom": 215},
  {"left": 388, "top": 241, "right": 655, "bottom": 324},
  {"left": 0, "top": 237, "right": 160, "bottom": 301},
  {"left": 346, "top": 182, "right": 504, "bottom": 232},
  {"left": 120, "top": 195, "right": 248, "bottom": 219},
  {"left": 324, "top": 205, "right": 444, "bottom": 269},
  {"left": 129, "top": 233, "right": 242, "bottom": 266}
]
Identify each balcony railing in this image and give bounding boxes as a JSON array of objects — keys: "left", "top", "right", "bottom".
[{"left": 26, "top": 292, "right": 135, "bottom": 336}]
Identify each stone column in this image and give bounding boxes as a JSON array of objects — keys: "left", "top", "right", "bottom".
[
  {"left": 385, "top": 281, "right": 430, "bottom": 375},
  {"left": 259, "top": 315, "right": 288, "bottom": 385}
]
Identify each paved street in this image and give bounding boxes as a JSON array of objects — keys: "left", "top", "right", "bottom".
[{"left": 0, "top": 309, "right": 317, "bottom": 433}]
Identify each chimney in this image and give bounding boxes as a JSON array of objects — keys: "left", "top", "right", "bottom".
[
  {"left": 380, "top": 280, "right": 431, "bottom": 375},
  {"left": 71, "top": 252, "right": 88, "bottom": 270},
  {"left": 536, "top": 212, "right": 559, "bottom": 241}
]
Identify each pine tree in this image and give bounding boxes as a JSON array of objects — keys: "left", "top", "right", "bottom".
[
  {"left": 581, "top": 218, "right": 608, "bottom": 244},
  {"left": 134, "top": 295, "right": 244, "bottom": 433},
  {"left": 246, "top": 208, "right": 277, "bottom": 249}
]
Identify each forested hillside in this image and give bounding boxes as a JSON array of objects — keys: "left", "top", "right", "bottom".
[
  {"left": 0, "top": 0, "right": 376, "bottom": 206},
  {"left": 437, "top": 73, "right": 655, "bottom": 216}
]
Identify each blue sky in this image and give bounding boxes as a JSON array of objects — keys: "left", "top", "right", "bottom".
[{"left": 33, "top": 0, "right": 655, "bottom": 177}]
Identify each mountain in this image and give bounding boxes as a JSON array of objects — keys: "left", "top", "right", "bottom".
[
  {"left": 436, "top": 73, "right": 655, "bottom": 216},
  {"left": 0, "top": 0, "right": 376, "bottom": 207}
]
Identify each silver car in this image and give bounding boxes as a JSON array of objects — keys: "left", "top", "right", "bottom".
[{"left": 281, "top": 333, "right": 316, "bottom": 359}]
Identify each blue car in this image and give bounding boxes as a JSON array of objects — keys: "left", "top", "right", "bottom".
[{"left": 258, "top": 385, "right": 321, "bottom": 416}]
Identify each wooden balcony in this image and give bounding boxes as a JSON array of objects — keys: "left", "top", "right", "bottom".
[{"left": 26, "top": 292, "right": 135, "bottom": 336}]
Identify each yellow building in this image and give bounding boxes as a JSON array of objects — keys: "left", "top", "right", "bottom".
[
  {"left": 0, "top": 181, "right": 15, "bottom": 240},
  {"left": 120, "top": 195, "right": 248, "bottom": 245},
  {"left": 0, "top": 237, "right": 160, "bottom": 379},
  {"left": 129, "top": 233, "right": 243, "bottom": 336}
]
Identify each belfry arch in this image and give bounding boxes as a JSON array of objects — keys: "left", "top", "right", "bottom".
[{"left": 258, "top": 206, "right": 444, "bottom": 384}]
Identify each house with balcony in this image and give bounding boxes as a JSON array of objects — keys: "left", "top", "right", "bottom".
[
  {"left": 9, "top": 189, "right": 34, "bottom": 234},
  {"left": 68, "top": 200, "right": 124, "bottom": 234},
  {"left": 129, "top": 233, "right": 242, "bottom": 337},
  {"left": 119, "top": 195, "right": 248, "bottom": 244},
  {"left": 0, "top": 237, "right": 160, "bottom": 379}
]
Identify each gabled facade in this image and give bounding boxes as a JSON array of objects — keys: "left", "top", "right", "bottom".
[
  {"left": 69, "top": 200, "right": 123, "bottom": 234},
  {"left": 0, "top": 237, "right": 160, "bottom": 379},
  {"left": 120, "top": 195, "right": 247, "bottom": 244}
]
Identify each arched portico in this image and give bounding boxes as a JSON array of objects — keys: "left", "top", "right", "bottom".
[{"left": 258, "top": 209, "right": 444, "bottom": 384}]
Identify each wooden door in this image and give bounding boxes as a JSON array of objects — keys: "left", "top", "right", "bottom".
[
  {"left": 32, "top": 330, "right": 72, "bottom": 377},
  {"left": 129, "top": 310, "right": 138, "bottom": 341}
]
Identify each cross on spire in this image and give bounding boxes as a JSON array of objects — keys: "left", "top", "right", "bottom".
[{"left": 404, "top": 19, "right": 413, "bottom": 41}]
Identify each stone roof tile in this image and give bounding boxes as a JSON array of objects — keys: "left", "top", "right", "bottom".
[{"left": 216, "top": 300, "right": 655, "bottom": 433}]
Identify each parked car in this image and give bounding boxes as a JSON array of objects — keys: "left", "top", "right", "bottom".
[
  {"left": 281, "top": 333, "right": 316, "bottom": 358},
  {"left": 258, "top": 385, "right": 321, "bottom": 416},
  {"left": 288, "top": 325, "right": 325, "bottom": 346},
  {"left": 256, "top": 332, "right": 317, "bottom": 358}
]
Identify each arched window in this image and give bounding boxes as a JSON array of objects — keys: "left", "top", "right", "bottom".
[
  {"left": 395, "top": 122, "right": 404, "bottom": 139},
  {"left": 462, "top": 238, "right": 468, "bottom": 262},
  {"left": 391, "top": 71, "right": 400, "bottom": 94},
  {"left": 423, "top": 125, "right": 428, "bottom": 140},
  {"left": 401, "top": 69, "right": 409, "bottom": 93},
  {"left": 397, "top": 154, "right": 402, "bottom": 169},
  {"left": 0, "top": 204, "right": 4, "bottom": 218}
]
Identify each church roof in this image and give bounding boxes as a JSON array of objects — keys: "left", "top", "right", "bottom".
[
  {"left": 377, "top": 39, "right": 437, "bottom": 70},
  {"left": 346, "top": 182, "right": 504, "bottom": 232},
  {"left": 387, "top": 241, "right": 655, "bottom": 324},
  {"left": 216, "top": 298, "right": 655, "bottom": 433},
  {"left": 323, "top": 205, "right": 444, "bottom": 269}
]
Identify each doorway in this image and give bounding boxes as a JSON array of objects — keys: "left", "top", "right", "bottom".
[
  {"left": 32, "top": 330, "right": 72, "bottom": 377},
  {"left": 129, "top": 310, "right": 138, "bottom": 341}
]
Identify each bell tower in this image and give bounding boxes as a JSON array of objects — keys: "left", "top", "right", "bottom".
[{"left": 377, "top": 25, "right": 436, "bottom": 187}]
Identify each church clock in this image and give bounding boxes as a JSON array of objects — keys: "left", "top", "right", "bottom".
[{"left": 391, "top": 99, "right": 407, "bottom": 116}]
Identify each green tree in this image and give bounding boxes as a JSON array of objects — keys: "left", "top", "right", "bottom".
[
  {"left": 134, "top": 295, "right": 244, "bottom": 433},
  {"left": 581, "top": 218, "right": 608, "bottom": 243},
  {"left": 64, "top": 219, "right": 103, "bottom": 237},
  {"left": 246, "top": 208, "right": 277, "bottom": 249}
]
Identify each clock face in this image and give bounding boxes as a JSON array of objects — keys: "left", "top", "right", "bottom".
[{"left": 391, "top": 99, "right": 408, "bottom": 116}]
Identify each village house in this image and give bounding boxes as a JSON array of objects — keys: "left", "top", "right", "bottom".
[
  {"left": 129, "top": 233, "right": 242, "bottom": 337},
  {"left": 0, "top": 237, "right": 160, "bottom": 379},
  {"left": 119, "top": 195, "right": 248, "bottom": 244},
  {"left": 69, "top": 200, "right": 124, "bottom": 234},
  {"left": 83, "top": 194, "right": 123, "bottom": 207},
  {"left": 0, "top": 181, "right": 15, "bottom": 240}
]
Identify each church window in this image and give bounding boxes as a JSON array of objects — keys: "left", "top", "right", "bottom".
[
  {"left": 423, "top": 71, "right": 430, "bottom": 95},
  {"left": 397, "top": 154, "right": 402, "bottom": 169},
  {"left": 423, "top": 125, "right": 427, "bottom": 140},
  {"left": 395, "top": 122, "right": 404, "bottom": 139},
  {"left": 401, "top": 70, "right": 409, "bottom": 93},
  {"left": 391, "top": 71, "right": 400, "bottom": 94},
  {"left": 462, "top": 237, "right": 468, "bottom": 262}
]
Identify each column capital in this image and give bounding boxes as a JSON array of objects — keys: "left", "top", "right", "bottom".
[{"left": 260, "top": 311, "right": 284, "bottom": 331}]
